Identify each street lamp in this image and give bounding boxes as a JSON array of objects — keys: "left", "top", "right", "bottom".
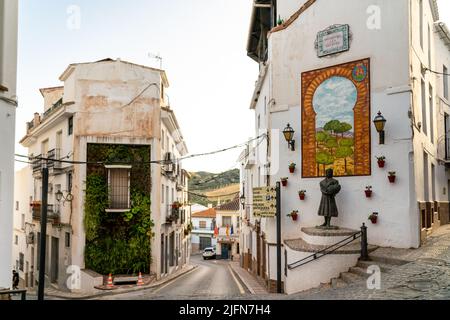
[
  {"left": 55, "top": 190, "right": 73, "bottom": 205},
  {"left": 373, "top": 111, "right": 387, "bottom": 145},
  {"left": 240, "top": 194, "right": 246, "bottom": 209},
  {"left": 283, "top": 124, "right": 295, "bottom": 151}
]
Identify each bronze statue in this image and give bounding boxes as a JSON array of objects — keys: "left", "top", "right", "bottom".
[{"left": 317, "top": 169, "right": 341, "bottom": 229}]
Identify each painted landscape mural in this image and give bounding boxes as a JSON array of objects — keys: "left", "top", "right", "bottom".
[{"left": 301, "top": 59, "right": 371, "bottom": 178}]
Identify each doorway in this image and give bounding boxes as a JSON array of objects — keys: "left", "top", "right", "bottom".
[
  {"left": 50, "top": 237, "right": 59, "bottom": 284},
  {"left": 221, "top": 243, "right": 232, "bottom": 259}
]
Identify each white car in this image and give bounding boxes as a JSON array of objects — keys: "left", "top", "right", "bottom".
[{"left": 202, "top": 247, "right": 216, "bottom": 260}]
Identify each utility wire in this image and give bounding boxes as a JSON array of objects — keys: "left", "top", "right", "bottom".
[
  {"left": 14, "top": 134, "right": 266, "bottom": 167},
  {"left": 424, "top": 67, "right": 450, "bottom": 76}
]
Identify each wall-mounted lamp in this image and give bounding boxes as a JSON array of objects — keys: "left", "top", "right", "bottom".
[
  {"left": 240, "top": 194, "right": 246, "bottom": 209},
  {"left": 55, "top": 190, "right": 73, "bottom": 206},
  {"left": 283, "top": 123, "right": 296, "bottom": 151},
  {"left": 373, "top": 111, "right": 387, "bottom": 145}
]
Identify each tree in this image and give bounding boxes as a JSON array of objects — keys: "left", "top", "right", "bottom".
[
  {"left": 316, "top": 131, "right": 329, "bottom": 148},
  {"left": 325, "top": 137, "right": 338, "bottom": 154},
  {"left": 316, "top": 152, "right": 334, "bottom": 176},
  {"left": 335, "top": 122, "right": 353, "bottom": 138},
  {"left": 335, "top": 146, "right": 354, "bottom": 173},
  {"left": 339, "top": 138, "right": 354, "bottom": 147},
  {"left": 324, "top": 120, "right": 341, "bottom": 136}
]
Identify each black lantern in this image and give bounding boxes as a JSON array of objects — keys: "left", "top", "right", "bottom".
[
  {"left": 283, "top": 123, "right": 296, "bottom": 151},
  {"left": 55, "top": 190, "right": 64, "bottom": 202},
  {"left": 240, "top": 194, "right": 246, "bottom": 209},
  {"left": 373, "top": 111, "right": 387, "bottom": 145},
  {"left": 55, "top": 190, "right": 73, "bottom": 205}
]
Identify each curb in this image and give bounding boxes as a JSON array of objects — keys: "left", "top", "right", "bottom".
[
  {"left": 228, "top": 263, "right": 254, "bottom": 295},
  {"left": 37, "top": 265, "right": 198, "bottom": 300}
]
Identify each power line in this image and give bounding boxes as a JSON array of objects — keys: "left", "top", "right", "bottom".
[
  {"left": 14, "top": 134, "right": 266, "bottom": 167},
  {"left": 424, "top": 67, "right": 450, "bottom": 76}
]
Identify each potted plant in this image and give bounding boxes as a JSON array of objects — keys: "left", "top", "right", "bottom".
[
  {"left": 388, "top": 172, "right": 396, "bottom": 183},
  {"left": 287, "top": 210, "right": 299, "bottom": 221},
  {"left": 281, "top": 177, "right": 288, "bottom": 187},
  {"left": 365, "top": 186, "right": 373, "bottom": 198},
  {"left": 368, "top": 212, "right": 378, "bottom": 224},
  {"left": 172, "top": 201, "right": 182, "bottom": 209},
  {"left": 289, "top": 163, "right": 296, "bottom": 173},
  {"left": 298, "top": 190, "right": 307, "bottom": 200},
  {"left": 376, "top": 156, "right": 386, "bottom": 168}
]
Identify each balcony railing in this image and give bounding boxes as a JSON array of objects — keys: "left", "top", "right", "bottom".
[
  {"left": 47, "top": 149, "right": 62, "bottom": 169},
  {"left": 32, "top": 155, "right": 42, "bottom": 173},
  {"left": 32, "top": 204, "right": 59, "bottom": 223},
  {"left": 43, "top": 98, "right": 63, "bottom": 119}
]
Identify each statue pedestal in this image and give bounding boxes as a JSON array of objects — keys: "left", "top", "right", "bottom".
[{"left": 283, "top": 226, "right": 377, "bottom": 295}]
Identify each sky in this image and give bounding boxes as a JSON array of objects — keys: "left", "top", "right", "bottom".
[{"left": 15, "top": 0, "right": 450, "bottom": 174}]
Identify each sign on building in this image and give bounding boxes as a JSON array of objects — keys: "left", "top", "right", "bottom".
[
  {"left": 316, "top": 24, "right": 350, "bottom": 57},
  {"left": 253, "top": 187, "right": 277, "bottom": 217}
]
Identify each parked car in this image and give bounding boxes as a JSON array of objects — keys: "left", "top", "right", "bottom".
[{"left": 202, "top": 247, "right": 216, "bottom": 260}]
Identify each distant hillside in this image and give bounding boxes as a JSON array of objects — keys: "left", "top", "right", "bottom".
[{"left": 188, "top": 169, "right": 240, "bottom": 207}]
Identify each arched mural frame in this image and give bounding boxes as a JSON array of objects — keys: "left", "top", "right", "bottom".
[{"left": 301, "top": 58, "right": 371, "bottom": 178}]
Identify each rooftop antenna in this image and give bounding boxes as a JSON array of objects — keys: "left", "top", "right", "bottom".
[{"left": 148, "top": 52, "right": 163, "bottom": 69}]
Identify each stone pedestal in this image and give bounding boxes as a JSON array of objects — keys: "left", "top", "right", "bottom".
[{"left": 284, "top": 227, "right": 377, "bottom": 295}]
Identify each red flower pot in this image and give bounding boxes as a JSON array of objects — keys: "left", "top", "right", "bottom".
[
  {"left": 289, "top": 167, "right": 295, "bottom": 173},
  {"left": 281, "top": 180, "right": 288, "bottom": 187},
  {"left": 388, "top": 176, "right": 396, "bottom": 183},
  {"left": 377, "top": 160, "right": 385, "bottom": 168},
  {"left": 299, "top": 194, "right": 306, "bottom": 200},
  {"left": 291, "top": 214, "right": 298, "bottom": 221},
  {"left": 365, "top": 190, "right": 372, "bottom": 198},
  {"left": 369, "top": 216, "right": 378, "bottom": 224}
]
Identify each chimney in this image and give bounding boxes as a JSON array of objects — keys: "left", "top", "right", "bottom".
[{"left": 33, "top": 113, "right": 41, "bottom": 127}]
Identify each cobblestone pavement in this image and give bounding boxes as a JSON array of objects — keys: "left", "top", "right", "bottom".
[{"left": 273, "top": 225, "right": 450, "bottom": 300}]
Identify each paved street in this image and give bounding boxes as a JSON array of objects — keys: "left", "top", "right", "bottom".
[{"left": 96, "top": 255, "right": 248, "bottom": 300}]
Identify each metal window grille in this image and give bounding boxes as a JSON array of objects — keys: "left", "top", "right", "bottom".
[{"left": 108, "top": 168, "right": 130, "bottom": 209}]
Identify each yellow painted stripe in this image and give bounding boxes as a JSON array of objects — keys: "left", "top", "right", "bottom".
[{"left": 228, "top": 265, "right": 245, "bottom": 295}]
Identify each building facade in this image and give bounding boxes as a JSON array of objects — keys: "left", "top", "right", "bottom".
[
  {"left": 0, "top": 0, "right": 19, "bottom": 290},
  {"left": 240, "top": 0, "right": 450, "bottom": 293},
  {"left": 191, "top": 207, "right": 217, "bottom": 253},
  {"left": 215, "top": 197, "right": 240, "bottom": 260},
  {"left": 17, "top": 59, "right": 191, "bottom": 292}
]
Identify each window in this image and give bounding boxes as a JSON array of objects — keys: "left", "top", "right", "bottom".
[
  {"left": 21, "top": 214, "right": 25, "bottom": 230},
  {"left": 429, "top": 85, "right": 434, "bottom": 143},
  {"left": 431, "top": 163, "right": 436, "bottom": 201},
  {"left": 67, "top": 172, "right": 73, "bottom": 192},
  {"left": 106, "top": 166, "right": 131, "bottom": 210},
  {"left": 15, "top": 201, "right": 19, "bottom": 211},
  {"left": 428, "top": 25, "right": 432, "bottom": 68},
  {"left": 161, "top": 184, "right": 165, "bottom": 204},
  {"left": 15, "top": 235, "right": 18, "bottom": 245},
  {"left": 166, "top": 186, "right": 169, "bottom": 204},
  {"left": 65, "top": 232, "right": 71, "bottom": 248},
  {"left": 421, "top": 80, "right": 428, "bottom": 135},
  {"left": 199, "top": 221, "right": 207, "bottom": 229},
  {"left": 223, "top": 216, "right": 232, "bottom": 227},
  {"left": 419, "top": 0, "right": 424, "bottom": 49},
  {"left": 19, "top": 253, "right": 24, "bottom": 271},
  {"left": 68, "top": 116, "right": 73, "bottom": 135},
  {"left": 444, "top": 65, "right": 449, "bottom": 100},
  {"left": 161, "top": 130, "right": 165, "bottom": 150}
]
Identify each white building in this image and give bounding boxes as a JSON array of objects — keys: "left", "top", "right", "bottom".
[
  {"left": 240, "top": 0, "right": 450, "bottom": 294},
  {"left": 191, "top": 207, "right": 217, "bottom": 253},
  {"left": 17, "top": 59, "right": 191, "bottom": 292},
  {"left": 0, "top": 0, "right": 19, "bottom": 290},
  {"left": 215, "top": 197, "right": 240, "bottom": 260}
]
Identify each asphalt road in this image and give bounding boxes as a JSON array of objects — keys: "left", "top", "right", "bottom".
[{"left": 98, "top": 255, "right": 247, "bottom": 300}]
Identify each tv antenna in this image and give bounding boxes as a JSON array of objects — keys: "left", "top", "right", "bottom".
[{"left": 148, "top": 52, "right": 163, "bottom": 69}]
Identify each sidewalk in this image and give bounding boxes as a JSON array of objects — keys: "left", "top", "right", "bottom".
[
  {"left": 229, "top": 261, "right": 268, "bottom": 295},
  {"left": 26, "top": 264, "right": 198, "bottom": 300}
]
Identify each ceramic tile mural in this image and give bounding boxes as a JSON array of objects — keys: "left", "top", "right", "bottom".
[{"left": 301, "top": 59, "right": 371, "bottom": 178}]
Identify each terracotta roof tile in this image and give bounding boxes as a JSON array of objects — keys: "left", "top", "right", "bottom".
[
  {"left": 191, "top": 208, "right": 216, "bottom": 218},
  {"left": 217, "top": 197, "right": 240, "bottom": 212}
]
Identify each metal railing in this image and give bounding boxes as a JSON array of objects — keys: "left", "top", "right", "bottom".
[
  {"left": 47, "top": 149, "right": 61, "bottom": 169},
  {"left": 32, "top": 155, "right": 42, "bottom": 172},
  {"left": 0, "top": 289, "right": 27, "bottom": 301},
  {"left": 287, "top": 224, "right": 368, "bottom": 271}
]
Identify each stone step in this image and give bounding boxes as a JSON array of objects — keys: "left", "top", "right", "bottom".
[
  {"left": 331, "top": 278, "right": 347, "bottom": 289},
  {"left": 357, "top": 260, "right": 394, "bottom": 273},
  {"left": 340, "top": 272, "right": 363, "bottom": 284},
  {"left": 349, "top": 266, "right": 370, "bottom": 278}
]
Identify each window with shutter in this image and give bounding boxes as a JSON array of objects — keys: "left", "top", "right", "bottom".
[{"left": 105, "top": 165, "right": 132, "bottom": 211}]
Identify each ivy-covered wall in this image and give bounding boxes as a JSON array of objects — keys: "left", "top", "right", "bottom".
[{"left": 84, "top": 143, "right": 154, "bottom": 275}]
